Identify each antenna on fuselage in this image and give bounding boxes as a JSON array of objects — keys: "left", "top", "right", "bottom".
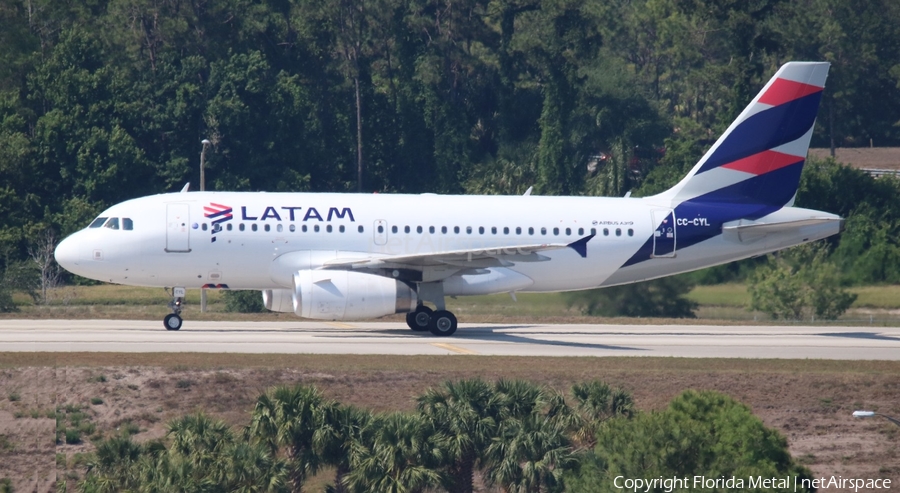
[
  {"left": 523, "top": 186, "right": 533, "bottom": 196},
  {"left": 180, "top": 182, "right": 190, "bottom": 193}
]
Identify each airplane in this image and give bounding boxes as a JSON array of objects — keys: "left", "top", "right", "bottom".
[{"left": 54, "top": 61, "right": 840, "bottom": 336}]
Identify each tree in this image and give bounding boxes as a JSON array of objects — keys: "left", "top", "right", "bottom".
[
  {"left": 749, "top": 243, "right": 856, "bottom": 320},
  {"left": 567, "top": 390, "right": 816, "bottom": 492},
  {"left": 563, "top": 276, "right": 698, "bottom": 318}
]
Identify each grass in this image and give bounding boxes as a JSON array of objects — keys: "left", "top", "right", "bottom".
[
  {"left": 4, "top": 283, "right": 900, "bottom": 324},
  {"left": 687, "top": 283, "right": 900, "bottom": 309},
  {"left": 1, "top": 352, "right": 899, "bottom": 374}
]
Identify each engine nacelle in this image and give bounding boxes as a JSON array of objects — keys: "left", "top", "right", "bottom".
[
  {"left": 292, "top": 270, "right": 417, "bottom": 320},
  {"left": 262, "top": 289, "right": 295, "bottom": 313}
]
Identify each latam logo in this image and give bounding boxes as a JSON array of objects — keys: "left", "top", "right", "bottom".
[
  {"left": 202, "top": 203, "right": 356, "bottom": 243},
  {"left": 203, "top": 203, "right": 234, "bottom": 243}
]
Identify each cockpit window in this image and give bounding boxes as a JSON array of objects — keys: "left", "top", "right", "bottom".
[
  {"left": 122, "top": 218, "right": 133, "bottom": 230},
  {"left": 89, "top": 217, "right": 107, "bottom": 228},
  {"left": 104, "top": 218, "right": 120, "bottom": 230}
]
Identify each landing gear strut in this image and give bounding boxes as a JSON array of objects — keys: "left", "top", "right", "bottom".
[{"left": 164, "top": 287, "right": 185, "bottom": 331}]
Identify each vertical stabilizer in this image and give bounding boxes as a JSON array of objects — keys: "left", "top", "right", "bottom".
[{"left": 655, "top": 62, "right": 830, "bottom": 212}]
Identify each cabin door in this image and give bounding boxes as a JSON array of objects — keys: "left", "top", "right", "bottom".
[{"left": 166, "top": 203, "right": 192, "bottom": 252}]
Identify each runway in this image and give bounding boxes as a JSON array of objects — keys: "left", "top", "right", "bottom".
[{"left": 1, "top": 319, "right": 899, "bottom": 359}]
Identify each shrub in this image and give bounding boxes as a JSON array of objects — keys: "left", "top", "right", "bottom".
[{"left": 222, "top": 290, "right": 264, "bottom": 313}]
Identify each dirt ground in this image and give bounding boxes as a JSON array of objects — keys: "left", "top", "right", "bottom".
[{"left": 0, "top": 355, "right": 897, "bottom": 493}]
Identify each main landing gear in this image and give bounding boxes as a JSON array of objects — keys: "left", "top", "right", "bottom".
[
  {"left": 406, "top": 305, "right": 458, "bottom": 336},
  {"left": 164, "top": 287, "right": 185, "bottom": 331}
]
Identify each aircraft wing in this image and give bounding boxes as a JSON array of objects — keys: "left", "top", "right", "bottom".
[{"left": 322, "top": 235, "right": 595, "bottom": 270}]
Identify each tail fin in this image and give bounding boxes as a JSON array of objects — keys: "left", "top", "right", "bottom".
[{"left": 656, "top": 62, "right": 830, "bottom": 215}]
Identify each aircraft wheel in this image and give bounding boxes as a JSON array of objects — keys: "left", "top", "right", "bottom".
[
  {"left": 164, "top": 313, "right": 183, "bottom": 331},
  {"left": 406, "top": 306, "right": 433, "bottom": 332},
  {"left": 428, "top": 310, "right": 457, "bottom": 337}
]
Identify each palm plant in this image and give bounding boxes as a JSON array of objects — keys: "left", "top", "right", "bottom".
[
  {"left": 570, "top": 381, "right": 635, "bottom": 448},
  {"left": 315, "top": 404, "right": 372, "bottom": 493},
  {"left": 417, "top": 378, "right": 501, "bottom": 493},
  {"left": 484, "top": 380, "right": 577, "bottom": 493},
  {"left": 345, "top": 412, "right": 444, "bottom": 493},
  {"left": 79, "top": 435, "right": 144, "bottom": 493},
  {"left": 246, "top": 385, "right": 329, "bottom": 493}
]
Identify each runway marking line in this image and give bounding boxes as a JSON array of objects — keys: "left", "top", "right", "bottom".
[
  {"left": 431, "top": 342, "right": 479, "bottom": 355},
  {"left": 324, "top": 322, "right": 357, "bottom": 329}
]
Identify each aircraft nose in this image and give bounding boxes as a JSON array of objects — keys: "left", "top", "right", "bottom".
[{"left": 54, "top": 234, "right": 82, "bottom": 272}]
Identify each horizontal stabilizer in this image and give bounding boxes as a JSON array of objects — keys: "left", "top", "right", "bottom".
[{"left": 722, "top": 215, "right": 843, "bottom": 244}]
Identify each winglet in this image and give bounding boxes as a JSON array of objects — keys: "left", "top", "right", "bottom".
[{"left": 567, "top": 234, "right": 595, "bottom": 258}]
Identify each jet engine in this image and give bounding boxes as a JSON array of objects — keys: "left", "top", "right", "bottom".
[
  {"left": 292, "top": 270, "right": 417, "bottom": 320},
  {"left": 262, "top": 289, "right": 295, "bottom": 313}
]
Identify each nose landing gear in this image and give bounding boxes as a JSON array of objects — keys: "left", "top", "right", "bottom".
[{"left": 164, "top": 287, "right": 185, "bottom": 331}]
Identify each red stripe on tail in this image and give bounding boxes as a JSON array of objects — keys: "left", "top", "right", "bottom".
[
  {"left": 758, "top": 78, "right": 822, "bottom": 106},
  {"left": 720, "top": 150, "right": 804, "bottom": 175}
]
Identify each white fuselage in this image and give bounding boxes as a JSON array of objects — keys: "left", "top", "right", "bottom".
[{"left": 54, "top": 191, "right": 841, "bottom": 294}]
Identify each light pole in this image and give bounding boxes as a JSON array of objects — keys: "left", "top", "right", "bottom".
[
  {"left": 853, "top": 410, "right": 900, "bottom": 427},
  {"left": 200, "top": 139, "right": 211, "bottom": 313}
]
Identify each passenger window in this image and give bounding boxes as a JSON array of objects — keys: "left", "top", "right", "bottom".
[
  {"left": 378, "top": 225, "right": 384, "bottom": 233},
  {"left": 104, "top": 218, "right": 119, "bottom": 230},
  {"left": 239, "top": 224, "right": 245, "bottom": 232},
  {"left": 326, "top": 225, "right": 333, "bottom": 233},
  {"left": 227, "top": 223, "right": 233, "bottom": 231},
  {"left": 314, "top": 225, "right": 320, "bottom": 232},
  {"left": 516, "top": 227, "right": 522, "bottom": 235},
  {"left": 264, "top": 224, "right": 270, "bottom": 232},
  {"left": 603, "top": 228, "right": 609, "bottom": 236},
  {"left": 491, "top": 227, "right": 497, "bottom": 234},
  {"left": 454, "top": 226, "right": 460, "bottom": 234},
  {"left": 340, "top": 225, "right": 345, "bottom": 233},
  {"left": 358, "top": 225, "right": 364, "bottom": 233},
  {"left": 503, "top": 227, "right": 509, "bottom": 235},
  {"left": 404, "top": 225, "right": 410, "bottom": 233},
  {"left": 528, "top": 227, "right": 534, "bottom": 235},
  {"left": 252, "top": 224, "right": 258, "bottom": 232},
  {"left": 392, "top": 225, "right": 398, "bottom": 234},
  {"left": 277, "top": 224, "right": 283, "bottom": 233},
  {"left": 616, "top": 228, "right": 622, "bottom": 236},
  {"left": 628, "top": 228, "right": 634, "bottom": 236},
  {"left": 429, "top": 226, "right": 435, "bottom": 234},
  {"left": 122, "top": 218, "right": 134, "bottom": 230},
  {"left": 289, "top": 224, "right": 296, "bottom": 232},
  {"left": 553, "top": 227, "right": 559, "bottom": 235},
  {"left": 89, "top": 217, "right": 107, "bottom": 228},
  {"left": 202, "top": 223, "right": 208, "bottom": 231},
  {"left": 466, "top": 226, "right": 473, "bottom": 234},
  {"left": 591, "top": 228, "right": 596, "bottom": 235},
  {"left": 565, "top": 228, "right": 571, "bottom": 235},
  {"left": 441, "top": 226, "right": 447, "bottom": 234},
  {"left": 416, "top": 226, "right": 423, "bottom": 234},
  {"left": 541, "top": 227, "right": 547, "bottom": 235},
  {"left": 479, "top": 227, "right": 485, "bottom": 234},
  {"left": 578, "top": 227, "right": 583, "bottom": 235},
  {"left": 302, "top": 225, "right": 308, "bottom": 232}
]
